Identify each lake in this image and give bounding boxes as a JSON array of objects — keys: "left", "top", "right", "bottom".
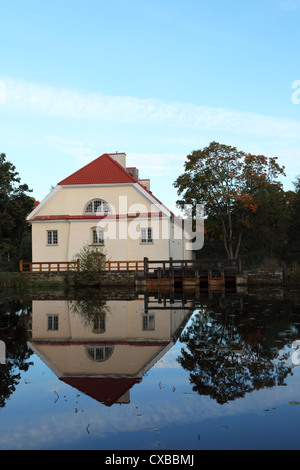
[{"left": 0, "top": 287, "right": 300, "bottom": 451}]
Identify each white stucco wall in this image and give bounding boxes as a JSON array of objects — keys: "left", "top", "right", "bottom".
[
  {"left": 29, "top": 183, "right": 193, "bottom": 263},
  {"left": 30, "top": 298, "right": 190, "bottom": 377},
  {"left": 35, "top": 184, "right": 155, "bottom": 216}
]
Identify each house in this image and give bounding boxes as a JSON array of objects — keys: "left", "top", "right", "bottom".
[
  {"left": 28, "top": 296, "right": 192, "bottom": 405},
  {"left": 27, "top": 152, "right": 194, "bottom": 264}
]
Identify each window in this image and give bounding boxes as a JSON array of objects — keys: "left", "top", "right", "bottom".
[
  {"left": 47, "top": 230, "right": 58, "bottom": 245},
  {"left": 47, "top": 315, "right": 59, "bottom": 330},
  {"left": 85, "top": 199, "right": 111, "bottom": 215},
  {"left": 93, "top": 315, "right": 106, "bottom": 333},
  {"left": 92, "top": 228, "right": 104, "bottom": 245},
  {"left": 86, "top": 346, "right": 114, "bottom": 362},
  {"left": 141, "top": 227, "right": 153, "bottom": 244},
  {"left": 142, "top": 314, "right": 155, "bottom": 331}
]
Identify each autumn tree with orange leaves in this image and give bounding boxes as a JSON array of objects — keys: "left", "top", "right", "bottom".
[{"left": 174, "top": 142, "right": 285, "bottom": 260}]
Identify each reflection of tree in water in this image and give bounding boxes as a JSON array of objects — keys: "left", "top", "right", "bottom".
[
  {"left": 69, "top": 292, "right": 109, "bottom": 329},
  {"left": 0, "top": 364, "right": 21, "bottom": 407},
  {"left": 0, "top": 300, "right": 34, "bottom": 407},
  {"left": 178, "top": 295, "right": 300, "bottom": 404}
]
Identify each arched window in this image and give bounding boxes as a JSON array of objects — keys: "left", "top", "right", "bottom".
[
  {"left": 85, "top": 345, "right": 114, "bottom": 362},
  {"left": 84, "top": 199, "right": 111, "bottom": 215}
]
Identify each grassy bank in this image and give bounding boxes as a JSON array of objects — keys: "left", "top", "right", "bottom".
[
  {"left": 285, "top": 266, "right": 300, "bottom": 290},
  {"left": 1, "top": 264, "right": 300, "bottom": 295},
  {"left": 0, "top": 272, "right": 66, "bottom": 292}
]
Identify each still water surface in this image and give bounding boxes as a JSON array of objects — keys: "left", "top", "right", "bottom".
[{"left": 0, "top": 288, "right": 300, "bottom": 450}]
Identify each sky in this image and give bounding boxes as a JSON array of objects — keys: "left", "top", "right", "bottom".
[{"left": 1, "top": 0, "right": 300, "bottom": 213}]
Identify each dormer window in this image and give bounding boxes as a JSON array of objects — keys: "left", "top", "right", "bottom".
[{"left": 84, "top": 199, "right": 111, "bottom": 215}]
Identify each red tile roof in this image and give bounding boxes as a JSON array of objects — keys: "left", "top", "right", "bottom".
[
  {"left": 58, "top": 153, "right": 137, "bottom": 185},
  {"left": 54, "top": 152, "right": 175, "bottom": 219},
  {"left": 60, "top": 377, "right": 141, "bottom": 406}
]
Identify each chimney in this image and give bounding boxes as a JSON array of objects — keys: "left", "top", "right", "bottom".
[
  {"left": 110, "top": 154, "right": 151, "bottom": 190},
  {"left": 126, "top": 167, "right": 139, "bottom": 180},
  {"left": 109, "top": 152, "right": 126, "bottom": 168},
  {"left": 139, "top": 179, "right": 150, "bottom": 191}
]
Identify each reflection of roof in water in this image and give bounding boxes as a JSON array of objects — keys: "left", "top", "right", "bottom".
[{"left": 60, "top": 376, "right": 141, "bottom": 407}]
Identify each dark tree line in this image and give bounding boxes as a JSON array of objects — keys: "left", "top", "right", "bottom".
[
  {"left": 177, "top": 295, "right": 299, "bottom": 404},
  {"left": 0, "top": 153, "right": 37, "bottom": 271},
  {"left": 1, "top": 146, "right": 300, "bottom": 272},
  {"left": 174, "top": 142, "right": 300, "bottom": 267}
]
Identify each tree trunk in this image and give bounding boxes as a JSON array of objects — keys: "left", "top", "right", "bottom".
[{"left": 234, "top": 230, "right": 243, "bottom": 260}]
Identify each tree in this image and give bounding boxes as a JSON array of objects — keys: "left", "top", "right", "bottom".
[
  {"left": 286, "top": 177, "right": 300, "bottom": 263},
  {"left": 174, "top": 142, "right": 285, "bottom": 259},
  {"left": 177, "top": 299, "right": 293, "bottom": 404},
  {"left": 238, "top": 184, "right": 291, "bottom": 265},
  {"left": 74, "top": 242, "right": 106, "bottom": 286},
  {"left": 0, "top": 153, "right": 34, "bottom": 269}
]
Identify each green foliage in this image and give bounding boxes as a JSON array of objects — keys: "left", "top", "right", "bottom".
[
  {"left": 75, "top": 243, "right": 106, "bottom": 285},
  {"left": 174, "top": 142, "right": 285, "bottom": 260},
  {"left": 77, "top": 242, "right": 106, "bottom": 272},
  {"left": 0, "top": 300, "right": 33, "bottom": 406},
  {"left": 0, "top": 272, "right": 65, "bottom": 293},
  {"left": 0, "top": 153, "right": 35, "bottom": 270},
  {"left": 69, "top": 297, "right": 109, "bottom": 328},
  {"left": 285, "top": 266, "right": 300, "bottom": 289},
  {"left": 177, "top": 299, "right": 294, "bottom": 404},
  {"left": 239, "top": 184, "right": 291, "bottom": 265},
  {"left": 286, "top": 177, "right": 300, "bottom": 264}
]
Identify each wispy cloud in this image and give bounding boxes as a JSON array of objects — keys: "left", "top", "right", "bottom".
[
  {"left": 129, "top": 153, "right": 185, "bottom": 176},
  {"left": 3, "top": 78, "right": 300, "bottom": 141},
  {"left": 46, "top": 135, "right": 97, "bottom": 164}
]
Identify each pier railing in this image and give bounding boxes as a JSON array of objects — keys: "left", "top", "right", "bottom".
[
  {"left": 143, "top": 257, "right": 241, "bottom": 277},
  {"left": 20, "top": 260, "right": 81, "bottom": 272},
  {"left": 19, "top": 259, "right": 144, "bottom": 273},
  {"left": 20, "top": 257, "right": 241, "bottom": 276}
]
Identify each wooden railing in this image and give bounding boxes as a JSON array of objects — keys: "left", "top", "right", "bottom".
[
  {"left": 143, "top": 258, "right": 241, "bottom": 276},
  {"left": 100, "top": 260, "right": 144, "bottom": 272},
  {"left": 19, "top": 259, "right": 144, "bottom": 273},
  {"left": 20, "top": 260, "right": 80, "bottom": 272},
  {"left": 20, "top": 258, "right": 241, "bottom": 275}
]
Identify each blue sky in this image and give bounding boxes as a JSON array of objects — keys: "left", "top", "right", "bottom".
[{"left": 1, "top": 0, "right": 300, "bottom": 212}]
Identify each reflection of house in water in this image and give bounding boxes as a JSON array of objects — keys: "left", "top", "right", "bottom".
[{"left": 28, "top": 297, "right": 192, "bottom": 406}]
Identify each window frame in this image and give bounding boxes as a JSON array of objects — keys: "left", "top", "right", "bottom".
[
  {"left": 92, "top": 227, "right": 105, "bottom": 245},
  {"left": 47, "top": 230, "right": 58, "bottom": 246},
  {"left": 84, "top": 199, "right": 111, "bottom": 215},
  {"left": 92, "top": 315, "right": 106, "bottom": 333},
  {"left": 142, "top": 314, "right": 155, "bottom": 331},
  {"left": 47, "top": 314, "right": 59, "bottom": 331},
  {"left": 86, "top": 345, "right": 114, "bottom": 362},
  {"left": 140, "top": 227, "right": 153, "bottom": 244}
]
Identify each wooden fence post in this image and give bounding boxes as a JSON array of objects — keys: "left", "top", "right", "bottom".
[
  {"left": 144, "top": 257, "right": 149, "bottom": 276},
  {"left": 19, "top": 260, "right": 23, "bottom": 272}
]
